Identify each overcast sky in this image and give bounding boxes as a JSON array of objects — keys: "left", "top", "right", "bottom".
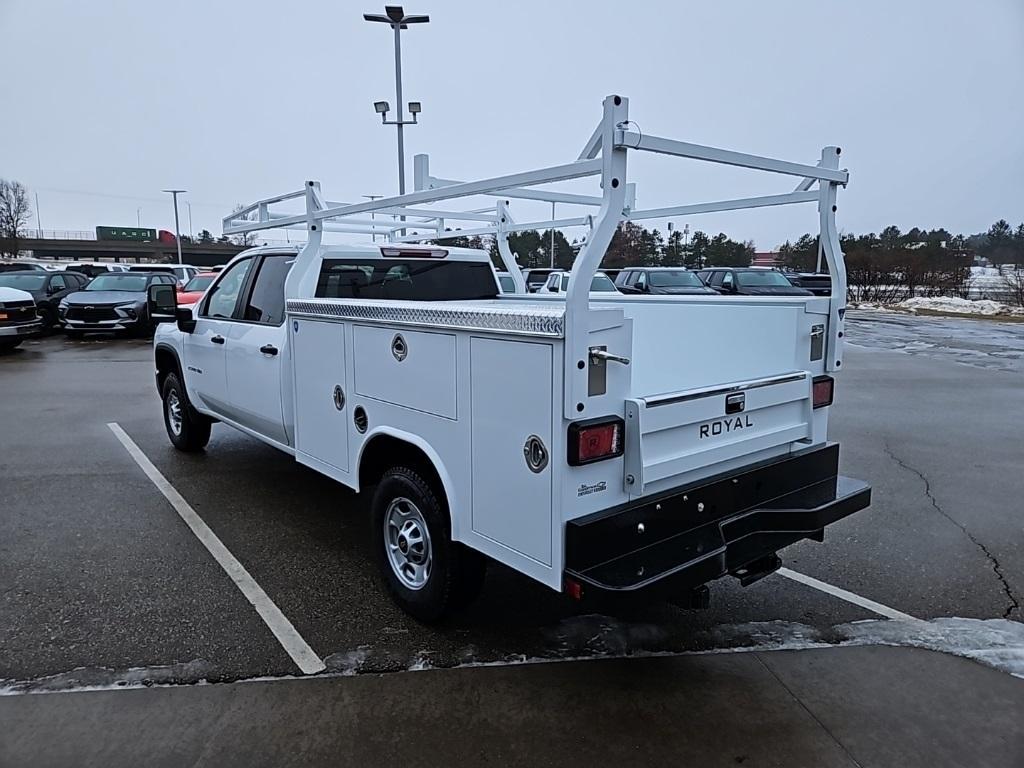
[{"left": 2, "top": 0, "right": 1021, "bottom": 249}]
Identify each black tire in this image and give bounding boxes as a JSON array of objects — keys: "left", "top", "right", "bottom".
[
  {"left": 161, "top": 372, "right": 212, "bottom": 452},
  {"left": 38, "top": 305, "right": 56, "bottom": 332},
  {"left": 371, "top": 466, "right": 486, "bottom": 622},
  {"left": 64, "top": 330, "right": 83, "bottom": 340},
  {"left": 0, "top": 339, "right": 22, "bottom": 352},
  {"left": 133, "top": 312, "right": 154, "bottom": 338}
]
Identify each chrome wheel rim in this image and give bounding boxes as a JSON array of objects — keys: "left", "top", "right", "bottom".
[
  {"left": 384, "top": 497, "right": 432, "bottom": 591},
  {"left": 166, "top": 390, "right": 183, "bottom": 436}
]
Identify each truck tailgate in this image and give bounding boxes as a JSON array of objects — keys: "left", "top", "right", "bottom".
[{"left": 624, "top": 372, "right": 812, "bottom": 495}]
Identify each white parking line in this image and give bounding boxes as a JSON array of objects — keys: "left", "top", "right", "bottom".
[
  {"left": 107, "top": 422, "right": 327, "bottom": 675},
  {"left": 777, "top": 567, "right": 917, "bottom": 622}
]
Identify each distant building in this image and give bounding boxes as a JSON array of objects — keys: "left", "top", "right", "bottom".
[{"left": 752, "top": 251, "right": 779, "bottom": 267}]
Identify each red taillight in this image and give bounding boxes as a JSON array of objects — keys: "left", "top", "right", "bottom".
[
  {"left": 567, "top": 417, "right": 625, "bottom": 466},
  {"left": 812, "top": 375, "right": 834, "bottom": 409},
  {"left": 564, "top": 577, "right": 584, "bottom": 600}
]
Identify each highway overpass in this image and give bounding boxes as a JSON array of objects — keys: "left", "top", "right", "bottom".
[{"left": 1, "top": 236, "right": 250, "bottom": 268}]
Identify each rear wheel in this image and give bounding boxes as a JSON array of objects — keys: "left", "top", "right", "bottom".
[
  {"left": 371, "top": 466, "right": 486, "bottom": 622},
  {"left": 0, "top": 339, "right": 22, "bottom": 352},
  {"left": 161, "top": 372, "right": 212, "bottom": 452}
]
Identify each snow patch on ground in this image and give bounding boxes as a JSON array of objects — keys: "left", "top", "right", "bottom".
[
  {"left": 4, "top": 618, "right": 1021, "bottom": 695},
  {"left": 713, "top": 617, "right": 1024, "bottom": 679},
  {"left": 851, "top": 296, "right": 1023, "bottom": 317},
  {"left": 0, "top": 659, "right": 218, "bottom": 696},
  {"left": 899, "top": 296, "right": 1022, "bottom": 316},
  {"left": 323, "top": 646, "right": 372, "bottom": 676}
]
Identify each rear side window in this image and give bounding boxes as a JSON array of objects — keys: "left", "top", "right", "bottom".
[
  {"left": 316, "top": 259, "right": 498, "bottom": 301},
  {"left": 244, "top": 255, "right": 295, "bottom": 325}
]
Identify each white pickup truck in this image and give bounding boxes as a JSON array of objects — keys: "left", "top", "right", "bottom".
[{"left": 148, "top": 95, "right": 870, "bottom": 621}]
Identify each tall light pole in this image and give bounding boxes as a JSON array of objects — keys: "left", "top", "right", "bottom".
[
  {"left": 365, "top": 5, "right": 429, "bottom": 206},
  {"left": 550, "top": 202, "right": 556, "bottom": 268},
  {"left": 162, "top": 189, "right": 186, "bottom": 264},
  {"left": 186, "top": 201, "right": 194, "bottom": 239},
  {"left": 137, "top": 207, "right": 142, "bottom": 227}
]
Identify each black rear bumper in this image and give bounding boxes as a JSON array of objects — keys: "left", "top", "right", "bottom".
[{"left": 564, "top": 443, "right": 869, "bottom": 597}]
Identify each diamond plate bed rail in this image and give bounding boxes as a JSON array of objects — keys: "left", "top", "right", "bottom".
[{"left": 286, "top": 299, "right": 566, "bottom": 338}]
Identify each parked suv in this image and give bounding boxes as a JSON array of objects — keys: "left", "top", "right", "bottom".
[
  {"left": 0, "top": 270, "right": 90, "bottom": 330},
  {"left": 521, "top": 268, "right": 556, "bottom": 293},
  {"left": 0, "top": 286, "right": 41, "bottom": 351},
  {"left": 128, "top": 264, "right": 199, "bottom": 286},
  {"left": 541, "top": 270, "right": 619, "bottom": 293},
  {"left": 697, "top": 267, "right": 814, "bottom": 296},
  {"left": 62, "top": 263, "right": 130, "bottom": 277},
  {"left": 60, "top": 271, "right": 179, "bottom": 337},
  {"left": 784, "top": 271, "right": 832, "bottom": 296},
  {"left": 615, "top": 267, "right": 717, "bottom": 295}
]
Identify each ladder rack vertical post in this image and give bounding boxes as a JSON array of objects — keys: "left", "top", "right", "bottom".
[
  {"left": 817, "top": 146, "right": 846, "bottom": 373},
  {"left": 563, "top": 94, "right": 629, "bottom": 420}
]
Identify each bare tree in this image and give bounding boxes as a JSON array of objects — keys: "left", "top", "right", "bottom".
[
  {"left": 1003, "top": 269, "right": 1024, "bottom": 307},
  {"left": 230, "top": 204, "right": 257, "bottom": 247},
  {"left": 0, "top": 179, "right": 33, "bottom": 257}
]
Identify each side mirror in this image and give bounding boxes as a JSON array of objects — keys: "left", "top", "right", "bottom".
[
  {"left": 175, "top": 305, "right": 197, "bottom": 334},
  {"left": 148, "top": 283, "right": 176, "bottom": 322},
  {"left": 47, "top": 284, "right": 61, "bottom": 295}
]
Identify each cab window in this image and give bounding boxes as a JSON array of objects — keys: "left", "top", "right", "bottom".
[
  {"left": 243, "top": 255, "right": 295, "bottom": 325},
  {"left": 202, "top": 258, "right": 254, "bottom": 319}
]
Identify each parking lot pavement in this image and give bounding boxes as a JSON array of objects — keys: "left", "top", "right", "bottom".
[
  {"left": 3, "top": 646, "right": 1022, "bottom": 768},
  {"left": 1, "top": 322, "right": 1022, "bottom": 689},
  {"left": 845, "top": 309, "right": 1024, "bottom": 373}
]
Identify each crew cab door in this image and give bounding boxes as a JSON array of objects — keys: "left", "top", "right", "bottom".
[
  {"left": 224, "top": 253, "right": 295, "bottom": 445},
  {"left": 184, "top": 256, "right": 254, "bottom": 414}
]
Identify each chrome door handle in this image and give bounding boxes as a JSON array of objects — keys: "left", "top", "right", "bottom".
[
  {"left": 589, "top": 348, "right": 630, "bottom": 365},
  {"left": 211, "top": 335, "right": 225, "bottom": 345}
]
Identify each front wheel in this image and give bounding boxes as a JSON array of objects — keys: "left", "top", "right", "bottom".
[
  {"left": 39, "top": 305, "right": 56, "bottom": 332},
  {"left": 162, "top": 372, "right": 211, "bottom": 452},
  {"left": 0, "top": 339, "right": 22, "bottom": 352},
  {"left": 371, "top": 467, "right": 486, "bottom": 622}
]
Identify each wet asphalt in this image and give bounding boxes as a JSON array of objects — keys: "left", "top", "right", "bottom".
[{"left": 1, "top": 313, "right": 1022, "bottom": 687}]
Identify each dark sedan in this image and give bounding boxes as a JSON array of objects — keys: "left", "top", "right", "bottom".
[
  {"left": 0, "top": 270, "right": 90, "bottom": 330},
  {"left": 59, "top": 272, "right": 178, "bottom": 337},
  {"left": 615, "top": 268, "right": 718, "bottom": 295},
  {"left": 697, "top": 268, "right": 814, "bottom": 297}
]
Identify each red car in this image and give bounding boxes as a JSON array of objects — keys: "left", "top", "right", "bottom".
[{"left": 176, "top": 271, "right": 218, "bottom": 306}]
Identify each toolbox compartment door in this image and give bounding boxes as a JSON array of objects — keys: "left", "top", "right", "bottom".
[
  {"left": 469, "top": 337, "right": 555, "bottom": 576},
  {"left": 292, "top": 319, "right": 350, "bottom": 477}
]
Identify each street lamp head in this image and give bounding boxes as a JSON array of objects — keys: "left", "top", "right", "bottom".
[
  {"left": 374, "top": 101, "right": 390, "bottom": 114},
  {"left": 364, "top": 6, "right": 428, "bottom": 26},
  {"left": 407, "top": 101, "right": 421, "bottom": 115}
]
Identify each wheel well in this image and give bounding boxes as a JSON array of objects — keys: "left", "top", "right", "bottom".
[
  {"left": 359, "top": 435, "right": 447, "bottom": 509},
  {"left": 155, "top": 346, "right": 180, "bottom": 393}
]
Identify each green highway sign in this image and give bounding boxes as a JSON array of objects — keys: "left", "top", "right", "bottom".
[{"left": 96, "top": 226, "right": 157, "bottom": 242}]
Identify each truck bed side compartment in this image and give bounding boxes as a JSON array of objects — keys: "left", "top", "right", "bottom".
[
  {"left": 470, "top": 337, "right": 554, "bottom": 568},
  {"left": 292, "top": 319, "right": 350, "bottom": 474},
  {"left": 354, "top": 325, "right": 457, "bottom": 419}
]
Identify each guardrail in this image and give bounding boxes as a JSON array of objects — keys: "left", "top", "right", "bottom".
[{"left": 16, "top": 229, "right": 97, "bottom": 241}]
